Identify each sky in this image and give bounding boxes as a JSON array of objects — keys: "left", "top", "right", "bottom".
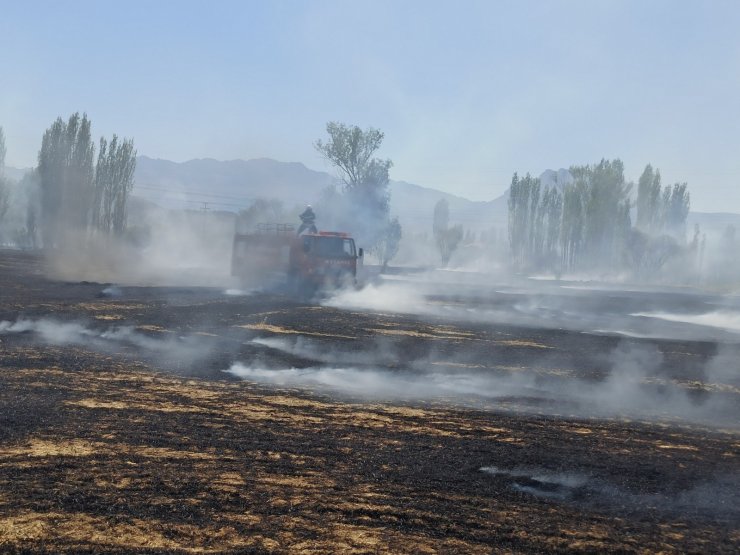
[{"left": 1, "top": 0, "right": 739, "bottom": 212}]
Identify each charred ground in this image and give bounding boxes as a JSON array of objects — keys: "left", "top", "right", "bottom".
[{"left": 0, "top": 250, "right": 738, "bottom": 553}]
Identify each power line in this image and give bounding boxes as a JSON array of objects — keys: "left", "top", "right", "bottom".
[{"left": 134, "top": 184, "right": 258, "bottom": 202}]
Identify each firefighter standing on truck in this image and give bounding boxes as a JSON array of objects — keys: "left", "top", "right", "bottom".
[{"left": 297, "top": 205, "right": 317, "bottom": 235}]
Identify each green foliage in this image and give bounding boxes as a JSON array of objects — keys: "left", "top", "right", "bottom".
[
  {"left": 37, "top": 113, "right": 95, "bottom": 246},
  {"left": 0, "top": 183, "right": 8, "bottom": 224},
  {"left": 508, "top": 158, "right": 693, "bottom": 277},
  {"left": 664, "top": 183, "right": 690, "bottom": 236},
  {"left": 636, "top": 164, "right": 661, "bottom": 232},
  {"left": 574, "top": 158, "right": 632, "bottom": 269},
  {"left": 315, "top": 122, "right": 391, "bottom": 192},
  {"left": 17, "top": 170, "right": 40, "bottom": 249},
  {"left": 560, "top": 180, "right": 584, "bottom": 271},
  {"left": 93, "top": 134, "right": 137, "bottom": 236},
  {"left": 0, "top": 126, "right": 8, "bottom": 224},
  {"left": 373, "top": 217, "right": 402, "bottom": 271},
  {"left": 636, "top": 164, "right": 690, "bottom": 239},
  {"left": 36, "top": 113, "right": 136, "bottom": 247},
  {"left": 315, "top": 122, "right": 397, "bottom": 250},
  {"left": 624, "top": 229, "right": 681, "bottom": 278},
  {"left": 508, "top": 173, "right": 562, "bottom": 270},
  {"left": 433, "top": 198, "right": 463, "bottom": 266},
  {"left": 0, "top": 126, "right": 6, "bottom": 169}
]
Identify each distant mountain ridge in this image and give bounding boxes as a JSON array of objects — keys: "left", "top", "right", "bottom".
[
  {"left": 131, "top": 157, "right": 740, "bottom": 236},
  {"left": 133, "top": 155, "right": 509, "bottom": 233},
  {"left": 5, "top": 157, "right": 739, "bottom": 236},
  {"left": 134, "top": 156, "right": 334, "bottom": 210}
]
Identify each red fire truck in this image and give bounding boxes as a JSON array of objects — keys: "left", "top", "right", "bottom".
[{"left": 231, "top": 223, "right": 363, "bottom": 295}]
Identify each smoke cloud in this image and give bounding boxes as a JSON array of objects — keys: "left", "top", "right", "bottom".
[
  {"left": 227, "top": 334, "right": 739, "bottom": 428},
  {"left": 479, "top": 465, "right": 740, "bottom": 519},
  {"left": 0, "top": 318, "right": 216, "bottom": 371}
]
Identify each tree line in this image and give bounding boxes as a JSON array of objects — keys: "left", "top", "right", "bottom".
[
  {"left": 508, "top": 159, "right": 693, "bottom": 276},
  {"left": 0, "top": 127, "right": 9, "bottom": 226},
  {"left": 0, "top": 113, "right": 136, "bottom": 249},
  {"left": 38, "top": 113, "right": 137, "bottom": 247}
]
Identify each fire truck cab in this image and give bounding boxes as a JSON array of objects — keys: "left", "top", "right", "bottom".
[{"left": 231, "top": 224, "right": 362, "bottom": 295}]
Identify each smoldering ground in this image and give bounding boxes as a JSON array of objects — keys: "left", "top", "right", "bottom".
[
  {"left": 4, "top": 261, "right": 737, "bottom": 428},
  {"left": 0, "top": 317, "right": 239, "bottom": 376},
  {"left": 228, "top": 336, "right": 739, "bottom": 427},
  {"left": 224, "top": 268, "right": 740, "bottom": 426},
  {"left": 479, "top": 464, "right": 740, "bottom": 520},
  {"left": 225, "top": 303, "right": 740, "bottom": 521},
  {"left": 1, "top": 247, "right": 738, "bottom": 552},
  {"left": 329, "top": 270, "right": 740, "bottom": 342}
]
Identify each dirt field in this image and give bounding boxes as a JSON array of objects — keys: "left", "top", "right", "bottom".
[{"left": 0, "top": 250, "right": 738, "bottom": 554}]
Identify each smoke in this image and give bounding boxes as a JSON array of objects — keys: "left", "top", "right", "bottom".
[
  {"left": 0, "top": 170, "right": 39, "bottom": 248},
  {"left": 226, "top": 334, "right": 739, "bottom": 427},
  {"left": 326, "top": 275, "right": 740, "bottom": 424},
  {"left": 704, "top": 344, "right": 740, "bottom": 385},
  {"left": 0, "top": 319, "right": 91, "bottom": 344},
  {"left": 0, "top": 318, "right": 216, "bottom": 370},
  {"left": 635, "top": 309, "right": 740, "bottom": 334},
  {"left": 324, "top": 272, "right": 740, "bottom": 343},
  {"left": 44, "top": 206, "right": 238, "bottom": 287},
  {"left": 479, "top": 465, "right": 740, "bottom": 519},
  {"left": 325, "top": 281, "right": 426, "bottom": 314}
]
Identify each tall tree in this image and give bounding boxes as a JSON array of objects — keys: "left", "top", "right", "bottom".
[
  {"left": 19, "top": 170, "right": 40, "bottom": 248},
  {"left": 0, "top": 126, "right": 8, "bottom": 224},
  {"left": 636, "top": 164, "right": 661, "bottom": 232},
  {"left": 93, "top": 134, "right": 137, "bottom": 236},
  {"left": 542, "top": 186, "right": 562, "bottom": 265},
  {"left": 373, "top": 217, "right": 402, "bottom": 272},
  {"left": 507, "top": 173, "right": 540, "bottom": 268},
  {"left": 570, "top": 159, "right": 632, "bottom": 270},
  {"left": 0, "top": 125, "right": 6, "bottom": 170},
  {"left": 664, "top": 182, "right": 690, "bottom": 239},
  {"left": 37, "top": 113, "right": 95, "bottom": 247},
  {"left": 433, "top": 198, "right": 463, "bottom": 267},
  {"left": 315, "top": 122, "right": 394, "bottom": 247},
  {"left": 560, "top": 180, "right": 585, "bottom": 271}
]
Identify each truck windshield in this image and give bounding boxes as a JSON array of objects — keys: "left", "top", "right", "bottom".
[{"left": 308, "top": 236, "right": 356, "bottom": 257}]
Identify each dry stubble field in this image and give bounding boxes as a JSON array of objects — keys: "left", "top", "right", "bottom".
[{"left": 0, "top": 250, "right": 738, "bottom": 553}]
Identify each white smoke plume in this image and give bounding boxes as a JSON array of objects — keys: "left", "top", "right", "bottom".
[
  {"left": 227, "top": 335, "right": 739, "bottom": 428},
  {"left": 0, "top": 318, "right": 214, "bottom": 367},
  {"left": 479, "top": 465, "right": 740, "bottom": 519}
]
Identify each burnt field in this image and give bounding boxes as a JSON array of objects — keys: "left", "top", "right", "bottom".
[{"left": 0, "top": 250, "right": 738, "bottom": 553}]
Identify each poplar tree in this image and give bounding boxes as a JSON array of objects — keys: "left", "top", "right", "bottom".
[
  {"left": 93, "top": 134, "right": 137, "bottom": 236},
  {"left": 0, "top": 126, "right": 8, "bottom": 224},
  {"left": 636, "top": 164, "right": 662, "bottom": 232},
  {"left": 664, "top": 183, "right": 690, "bottom": 238},
  {"left": 37, "top": 113, "right": 95, "bottom": 247},
  {"left": 507, "top": 173, "right": 541, "bottom": 268},
  {"left": 433, "top": 198, "right": 463, "bottom": 267}
]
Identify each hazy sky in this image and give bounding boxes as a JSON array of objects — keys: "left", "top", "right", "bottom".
[{"left": 1, "top": 0, "right": 739, "bottom": 211}]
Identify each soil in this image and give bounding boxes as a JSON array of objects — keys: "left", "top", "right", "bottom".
[{"left": 0, "top": 249, "right": 738, "bottom": 554}]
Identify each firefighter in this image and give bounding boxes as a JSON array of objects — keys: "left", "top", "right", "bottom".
[{"left": 297, "top": 205, "right": 317, "bottom": 235}]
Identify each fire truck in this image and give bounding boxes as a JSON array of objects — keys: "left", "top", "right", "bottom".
[{"left": 231, "top": 223, "right": 363, "bottom": 295}]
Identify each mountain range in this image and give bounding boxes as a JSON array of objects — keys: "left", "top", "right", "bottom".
[
  {"left": 133, "top": 156, "right": 507, "bottom": 234},
  {"left": 6, "top": 157, "right": 739, "bottom": 236}
]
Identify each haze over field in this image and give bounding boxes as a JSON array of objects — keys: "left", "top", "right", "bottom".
[
  {"left": 1, "top": 1, "right": 740, "bottom": 212},
  {"left": 1, "top": 4, "right": 740, "bottom": 553}
]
